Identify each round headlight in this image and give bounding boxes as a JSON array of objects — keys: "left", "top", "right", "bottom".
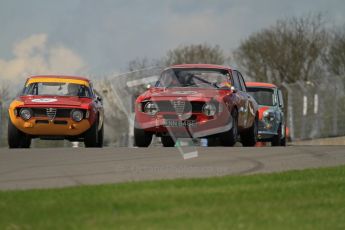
[
  {"left": 202, "top": 103, "right": 217, "bottom": 116},
  {"left": 144, "top": 102, "right": 158, "bottom": 116},
  {"left": 20, "top": 108, "right": 33, "bottom": 121},
  {"left": 71, "top": 109, "right": 83, "bottom": 122},
  {"left": 263, "top": 110, "right": 275, "bottom": 121}
]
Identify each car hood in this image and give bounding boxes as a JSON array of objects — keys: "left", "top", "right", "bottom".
[
  {"left": 20, "top": 96, "right": 84, "bottom": 107},
  {"left": 145, "top": 88, "right": 228, "bottom": 100}
]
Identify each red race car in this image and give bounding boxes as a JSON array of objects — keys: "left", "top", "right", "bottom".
[
  {"left": 8, "top": 75, "right": 104, "bottom": 148},
  {"left": 134, "top": 64, "right": 259, "bottom": 147}
]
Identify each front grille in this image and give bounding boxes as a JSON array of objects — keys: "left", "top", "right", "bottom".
[
  {"left": 143, "top": 101, "right": 205, "bottom": 113},
  {"left": 46, "top": 108, "right": 57, "bottom": 121},
  {"left": 32, "top": 108, "right": 72, "bottom": 118},
  {"left": 258, "top": 120, "right": 266, "bottom": 130}
]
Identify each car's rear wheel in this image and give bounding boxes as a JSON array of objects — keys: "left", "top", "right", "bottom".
[
  {"left": 219, "top": 109, "right": 238, "bottom": 146},
  {"left": 241, "top": 116, "right": 258, "bottom": 147},
  {"left": 134, "top": 127, "right": 153, "bottom": 147},
  {"left": 84, "top": 118, "right": 99, "bottom": 148},
  {"left": 8, "top": 118, "right": 31, "bottom": 148},
  {"left": 271, "top": 124, "right": 282, "bottom": 146},
  {"left": 161, "top": 135, "right": 175, "bottom": 147}
]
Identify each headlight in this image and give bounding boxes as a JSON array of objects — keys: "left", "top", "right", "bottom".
[
  {"left": 144, "top": 102, "right": 159, "bottom": 116},
  {"left": 202, "top": 103, "right": 217, "bottom": 116},
  {"left": 263, "top": 110, "right": 275, "bottom": 121},
  {"left": 19, "top": 108, "right": 33, "bottom": 121},
  {"left": 71, "top": 109, "right": 83, "bottom": 122}
]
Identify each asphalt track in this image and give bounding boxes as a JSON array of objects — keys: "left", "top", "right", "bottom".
[{"left": 0, "top": 146, "right": 344, "bottom": 190}]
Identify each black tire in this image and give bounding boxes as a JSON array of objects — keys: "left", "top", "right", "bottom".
[
  {"left": 280, "top": 125, "right": 287, "bottom": 146},
  {"left": 271, "top": 124, "right": 282, "bottom": 146},
  {"left": 84, "top": 118, "right": 99, "bottom": 148},
  {"left": 20, "top": 135, "right": 32, "bottom": 148},
  {"left": 161, "top": 136, "right": 175, "bottom": 147},
  {"left": 8, "top": 118, "right": 31, "bottom": 148},
  {"left": 241, "top": 116, "right": 258, "bottom": 147},
  {"left": 96, "top": 122, "right": 104, "bottom": 148},
  {"left": 206, "top": 136, "right": 219, "bottom": 147},
  {"left": 134, "top": 127, "right": 153, "bottom": 147},
  {"left": 219, "top": 109, "right": 238, "bottom": 146}
]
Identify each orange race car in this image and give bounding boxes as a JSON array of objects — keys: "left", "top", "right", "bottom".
[{"left": 8, "top": 75, "right": 104, "bottom": 148}]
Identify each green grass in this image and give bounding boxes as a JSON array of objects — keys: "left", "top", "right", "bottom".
[{"left": 1, "top": 166, "right": 345, "bottom": 230}]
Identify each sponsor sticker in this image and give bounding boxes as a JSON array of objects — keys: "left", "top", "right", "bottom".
[{"left": 31, "top": 98, "right": 58, "bottom": 103}]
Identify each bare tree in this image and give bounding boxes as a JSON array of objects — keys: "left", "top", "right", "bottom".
[
  {"left": 0, "top": 83, "right": 10, "bottom": 103},
  {"left": 165, "top": 43, "right": 226, "bottom": 66},
  {"left": 234, "top": 14, "right": 329, "bottom": 86},
  {"left": 325, "top": 25, "right": 345, "bottom": 76}
]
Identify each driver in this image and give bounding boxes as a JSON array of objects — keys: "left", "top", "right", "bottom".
[
  {"left": 178, "top": 72, "right": 195, "bottom": 86},
  {"left": 66, "top": 83, "right": 80, "bottom": 96}
]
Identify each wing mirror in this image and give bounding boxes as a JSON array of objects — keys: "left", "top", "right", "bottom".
[{"left": 97, "top": 96, "right": 103, "bottom": 102}]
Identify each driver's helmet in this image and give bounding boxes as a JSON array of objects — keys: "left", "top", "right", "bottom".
[
  {"left": 218, "top": 81, "right": 232, "bottom": 88},
  {"left": 177, "top": 72, "right": 194, "bottom": 86}
]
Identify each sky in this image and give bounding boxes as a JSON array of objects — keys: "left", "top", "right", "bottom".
[{"left": 0, "top": 0, "right": 344, "bottom": 81}]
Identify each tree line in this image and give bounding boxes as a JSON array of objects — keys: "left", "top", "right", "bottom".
[{"left": 128, "top": 14, "right": 345, "bottom": 88}]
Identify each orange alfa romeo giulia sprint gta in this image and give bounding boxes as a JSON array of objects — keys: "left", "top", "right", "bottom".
[{"left": 8, "top": 75, "right": 104, "bottom": 148}]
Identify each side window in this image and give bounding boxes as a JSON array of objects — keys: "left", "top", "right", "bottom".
[
  {"left": 278, "top": 89, "right": 284, "bottom": 108},
  {"left": 238, "top": 72, "right": 247, "bottom": 92},
  {"left": 89, "top": 82, "right": 95, "bottom": 98},
  {"left": 232, "top": 71, "right": 241, "bottom": 90}
]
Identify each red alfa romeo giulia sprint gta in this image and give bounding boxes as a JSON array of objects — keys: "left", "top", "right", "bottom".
[
  {"left": 8, "top": 75, "right": 104, "bottom": 148},
  {"left": 134, "top": 64, "right": 259, "bottom": 147}
]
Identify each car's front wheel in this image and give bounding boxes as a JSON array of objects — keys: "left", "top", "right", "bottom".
[
  {"left": 134, "top": 127, "right": 153, "bottom": 147},
  {"left": 161, "top": 135, "right": 175, "bottom": 147},
  {"left": 241, "top": 116, "right": 258, "bottom": 147},
  {"left": 96, "top": 122, "right": 104, "bottom": 148},
  {"left": 84, "top": 118, "right": 99, "bottom": 148},
  {"left": 8, "top": 118, "right": 31, "bottom": 148},
  {"left": 219, "top": 109, "right": 238, "bottom": 146},
  {"left": 271, "top": 124, "right": 283, "bottom": 146}
]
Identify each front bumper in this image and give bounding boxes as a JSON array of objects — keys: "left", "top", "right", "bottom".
[
  {"left": 10, "top": 116, "right": 91, "bottom": 136},
  {"left": 135, "top": 111, "right": 233, "bottom": 138},
  {"left": 257, "top": 120, "right": 279, "bottom": 141}
]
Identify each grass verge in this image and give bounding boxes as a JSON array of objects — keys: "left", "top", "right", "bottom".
[{"left": 1, "top": 165, "right": 345, "bottom": 230}]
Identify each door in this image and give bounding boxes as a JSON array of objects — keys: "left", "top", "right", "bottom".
[{"left": 232, "top": 71, "right": 247, "bottom": 129}]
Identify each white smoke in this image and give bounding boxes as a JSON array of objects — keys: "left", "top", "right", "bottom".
[{"left": 0, "top": 34, "right": 85, "bottom": 84}]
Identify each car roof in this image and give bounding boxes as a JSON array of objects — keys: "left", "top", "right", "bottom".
[
  {"left": 168, "top": 64, "right": 232, "bottom": 71},
  {"left": 28, "top": 75, "right": 90, "bottom": 82},
  {"left": 246, "top": 82, "right": 277, "bottom": 88}
]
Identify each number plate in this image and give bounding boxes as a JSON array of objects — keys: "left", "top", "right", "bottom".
[{"left": 164, "top": 120, "right": 196, "bottom": 127}]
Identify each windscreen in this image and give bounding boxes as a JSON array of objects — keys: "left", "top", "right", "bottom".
[
  {"left": 22, "top": 82, "right": 92, "bottom": 97},
  {"left": 155, "top": 68, "right": 231, "bottom": 89},
  {"left": 247, "top": 87, "right": 276, "bottom": 106}
]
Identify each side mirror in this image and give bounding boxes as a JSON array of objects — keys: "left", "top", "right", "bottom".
[
  {"left": 97, "top": 96, "right": 103, "bottom": 102},
  {"left": 230, "top": 86, "right": 237, "bottom": 93}
]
